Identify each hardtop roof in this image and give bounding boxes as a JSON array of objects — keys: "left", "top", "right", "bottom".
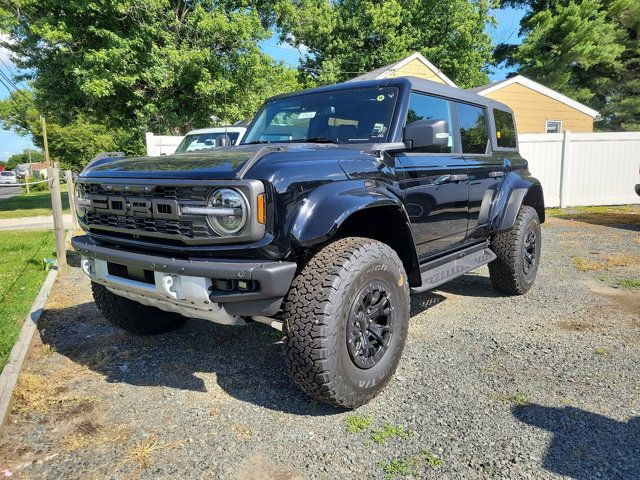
[{"left": 267, "top": 76, "right": 514, "bottom": 115}]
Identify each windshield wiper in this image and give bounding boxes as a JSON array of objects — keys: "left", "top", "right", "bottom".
[
  {"left": 243, "top": 140, "right": 271, "bottom": 145},
  {"left": 290, "top": 137, "right": 339, "bottom": 144}
]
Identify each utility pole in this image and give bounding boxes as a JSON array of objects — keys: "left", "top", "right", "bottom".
[
  {"left": 41, "top": 115, "right": 66, "bottom": 267},
  {"left": 25, "top": 146, "right": 31, "bottom": 193}
]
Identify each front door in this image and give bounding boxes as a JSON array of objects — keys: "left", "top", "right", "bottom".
[{"left": 397, "top": 92, "right": 469, "bottom": 259}]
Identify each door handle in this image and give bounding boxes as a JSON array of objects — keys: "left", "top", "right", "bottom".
[
  {"left": 448, "top": 174, "right": 468, "bottom": 182},
  {"left": 489, "top": 171, "right": 505, "bottom": 178}
]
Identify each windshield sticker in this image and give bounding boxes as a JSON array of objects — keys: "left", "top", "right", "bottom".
[
  {"left": 372, "top": 123, "right": 387, "bottom": 137},
  {"left": 376, "top": 94, "right": 385, "bottom": 102},
  {"left": 298, "top": 111, "right": 316, "bottom": 119}
]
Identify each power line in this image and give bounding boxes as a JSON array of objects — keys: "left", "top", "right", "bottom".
[{"left": 0, "top": 67, "right": 31, "bottom": 102}]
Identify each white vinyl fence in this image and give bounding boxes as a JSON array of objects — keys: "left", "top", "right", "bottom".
[
  {"left": 145, "top": 132, "right": 182, "bottom": 156},
  {"left": 520, "top": 131, "right": 640, "bottom": 208}
]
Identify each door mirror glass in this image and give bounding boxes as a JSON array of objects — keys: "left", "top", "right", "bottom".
[{"left": 404, "top": 119, "right": 450, "bottom": 151}]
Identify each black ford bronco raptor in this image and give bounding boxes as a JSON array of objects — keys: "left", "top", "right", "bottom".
[{"left": 72, "top": 77, "right": 544, "bottom": 408}]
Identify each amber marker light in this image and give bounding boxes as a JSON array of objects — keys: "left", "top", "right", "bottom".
[{"left": 257, "top": 193, "right": 266, "bottom": 224}]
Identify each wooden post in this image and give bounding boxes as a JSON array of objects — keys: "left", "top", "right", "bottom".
[
  {"left": 41, "top": 115, "right": 66, "bottom": 267},
  {"left": 25, "top": 175, "right": 30, "bottom": 194},
  {"left": 65, "top": 170, "right": 78, "bottom": 229}
]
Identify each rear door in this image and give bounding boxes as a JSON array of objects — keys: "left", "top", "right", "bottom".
[
  {"left": 396, "top": 92, "right": 469, "bottom": 259},
  {"left": 454, "top": 102, "right": 505, "bottom": 236}
]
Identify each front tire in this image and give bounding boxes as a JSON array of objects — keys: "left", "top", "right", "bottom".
[
  {"left": 282, "top": 237, "right": 410, "bottom": 408},
  {"left": 489, "top": 205, "right": 542, "bottom": 295},
  {"left": 91, "top": 282, "right": 187, "bottom": 335}
]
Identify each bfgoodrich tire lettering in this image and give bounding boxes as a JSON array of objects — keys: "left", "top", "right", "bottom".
[
  {"left": 489, "top": 205, "right": 542, "bottom": 295},
  {"left": 282, "top": 237, "right": 410, "bottom": 408},
  {"left": 91, "top": 282, "right": 187, "bottom": 335}
]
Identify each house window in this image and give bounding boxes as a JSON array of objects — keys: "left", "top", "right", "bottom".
[{"left": 545, "top": 120, "right": 562, "bottom": 133}]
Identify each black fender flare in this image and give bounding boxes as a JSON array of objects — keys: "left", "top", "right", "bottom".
[
  {"left": 289, "top": 180, "right": 420, "bottom": 282},
  {"left": 290, "top": 180, "right": 410, "bottom": 245},
  {"left": 487, "top": 172, "right": 545, "bottom": 232}
]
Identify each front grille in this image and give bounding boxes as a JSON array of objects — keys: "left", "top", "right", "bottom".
[
  {"left": 77, "top": 183, "right": 209, "bottom": 201},
  {"left": 85, "top": 211, "right": 203, "bottom": 237},
  {"left": 79, "top": 182, "right": 214, "bottom": 241}
]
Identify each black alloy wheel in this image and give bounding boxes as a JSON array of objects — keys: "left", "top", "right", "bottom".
[{"left": 346, "top": 283, "right": 395, "bottom": 369}]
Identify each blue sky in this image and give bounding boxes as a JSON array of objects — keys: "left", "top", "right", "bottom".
[{"left": 0, "top": 7, "right": 524, "bottom": 163}]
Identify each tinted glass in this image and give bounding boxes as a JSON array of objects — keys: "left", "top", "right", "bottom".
[
  {"left": 493, "top": 109, "right": 516, "bottom": 148},
  {"left": 243, "top": 87, "right": 398, "bottom": 144},
  {"left": 405, "top": 92, "right": 454, "bottom": 153},
  {"left": 456, "top": 103, "right": 489, "bottom": 154},
  {"left": 175, "top": 131, "right": 241, "bottom": 153}
]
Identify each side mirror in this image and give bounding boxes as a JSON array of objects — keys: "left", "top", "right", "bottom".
[{"left": 404, "top": 119, "right": 450, "bottom": 150}]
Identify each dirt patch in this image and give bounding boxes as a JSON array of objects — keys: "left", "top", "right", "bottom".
[
  {"left": 556, "top": 320, "right": 598, "bottom": 332},
  {"left": 232, "top": 453, "right": 304, "bottom": 480},
  {"left": 587, "top": 280, "right": 640, "bottom": 318}
]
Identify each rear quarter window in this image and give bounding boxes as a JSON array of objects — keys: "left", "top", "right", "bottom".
[
  {"left": 493, "top": 109, "right": 517, "bottom": 148},
  {"left": 455, "top": 102, "right": 490, "bottom": 154}
]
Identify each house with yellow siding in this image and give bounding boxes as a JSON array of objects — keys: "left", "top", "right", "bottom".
[
  {"left": 349, "top": 52, "right": 457, "bottom": 87},
  {"left": 351, "top": 53, "right": 599, "bottom": 134},
  {"left": 470, "top": 75, "right": 599, "bottom": 133}
]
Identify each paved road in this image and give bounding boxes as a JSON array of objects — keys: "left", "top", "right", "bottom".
[
  {"left": 0, "top": 185, "right": 21, "bottom": 200},
  {"left": 0, "top": 214, "right": 74, "bottom": 231},
  {"left": 0, "top": 208, "right": 639, "bottom": 479}
]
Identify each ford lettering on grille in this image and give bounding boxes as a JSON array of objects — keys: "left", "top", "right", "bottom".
[{"left": 88, "top": 195, "right": 179, "bottom": 220}]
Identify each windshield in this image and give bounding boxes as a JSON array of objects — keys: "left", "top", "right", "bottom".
[
  {"left": 175, "top": 131, "right": 241, "bottom": 153},
  {"left": 1, "top": 171, "right": 15, "bottom": 176},
  {"left": 242, "top": 87, "right": 399, "bottom": 145}
]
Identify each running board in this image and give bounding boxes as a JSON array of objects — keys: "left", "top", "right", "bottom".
[{"left": 411, "top": 245, "right": 496, "bottom": 293}]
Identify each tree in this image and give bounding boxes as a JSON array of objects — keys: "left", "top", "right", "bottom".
[
  {"left": 496, "top": 0, "right": 640, "bottom": 131},
  {"left": 1, "top": 149, "right": 44, "bottom": 171},
  {"left": 276, "top": 0, "right": 497, "bottom": 88},
  {"left": 0, "top": 90, "right": 132, "bottom": 170},
  {"left": 0, "top": 1, "right": 300, "bottom": 137}
]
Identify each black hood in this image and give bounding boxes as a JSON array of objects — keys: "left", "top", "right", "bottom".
[
  {"left": 79, "top": 143, "right": 392, "bottom": 180},
  {"left": 80, "top": 145, "right": 270, "bottom": 180}
]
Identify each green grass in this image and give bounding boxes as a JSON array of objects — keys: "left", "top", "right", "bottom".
[
  {"left": 0, "top": 230, "right": 57, "bottom": 370},
  {"left": 421, "top": 449, "right": 444, "bottom": 468},
  {"left": 545, "top": 205, "right": 639, "bottom": 228},
  {"left": 0, "top": 184, "right": 70, "bottom": 219},
  {"left": 370, "top": 423, "right": 413, "bottom": 444},
  {"left": 345, "top": 415, "right": 372, "bottom": 434},
  {"left": 492, "top": 391, "right": 530, "bottom": 407},
  {"left": 615, "top": 278, "right": 640, "bottom": 289},
  {"left": 379, "top": 458, "right": 417, "bottom": 478}
]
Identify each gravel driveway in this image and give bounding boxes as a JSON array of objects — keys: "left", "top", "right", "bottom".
[{"left": 1, "top": 208, "right": 639, "bottom": 479}]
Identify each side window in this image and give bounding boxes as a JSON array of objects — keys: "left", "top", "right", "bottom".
[
  {"left": 493, "top": 109, "right": 517, "bottom": 148},
  {"left": 456, "top": 102, "right": 489, "bottom": 154},
  {"left": 405, "top": 92, "right": 454, "bottom": 153}
]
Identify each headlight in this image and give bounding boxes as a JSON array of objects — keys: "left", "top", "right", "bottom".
[{"left": 207, "top": 188, "right": 248, "bottom": 235}]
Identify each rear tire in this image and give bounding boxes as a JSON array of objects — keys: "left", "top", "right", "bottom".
[
  {"left": 282, "top": 237, "right": 410, "bottom": 408},
  {"left": 489, "top": 205, "right": 541, "bottom": 295},
  {"left": 91, "top": 282, "right": 187, "bottom": 335}
]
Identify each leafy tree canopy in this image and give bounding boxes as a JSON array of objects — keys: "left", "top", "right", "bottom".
[
  {"left": 0, "top": 90, "right": 135, "bottom": 170},
  {"left": 1, "top": 149, "right": 43, "bottom": 171},
  {"left": 0, "top": 0, "right": 301, "bottom": 136},
  {"left": 276, "top": 0, "right": 497, "bottom": 88},
  {"left": 496, "top": 0, "right": 640, "bottom": 130}
]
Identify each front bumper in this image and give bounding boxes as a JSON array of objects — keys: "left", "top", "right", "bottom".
[{"left": 72, "top": 235, "right": 297, "bottom": 322}]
